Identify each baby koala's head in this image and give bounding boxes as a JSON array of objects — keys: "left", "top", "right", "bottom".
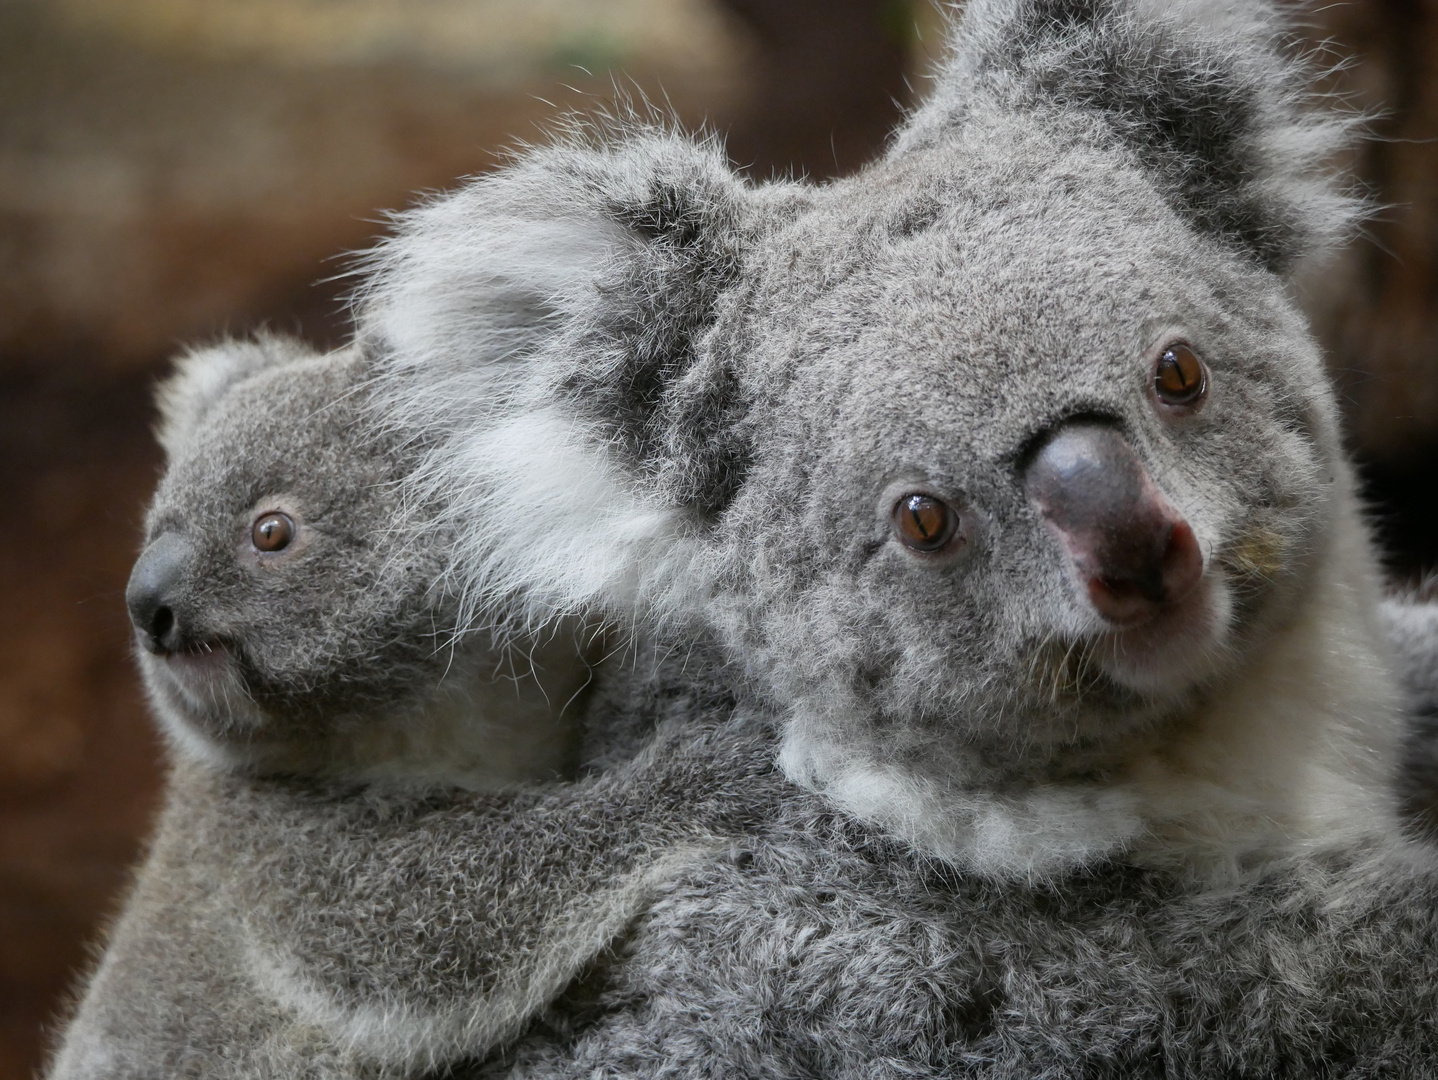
[{"left": 126, "top": 335, "right": 583, "bottom": 787}]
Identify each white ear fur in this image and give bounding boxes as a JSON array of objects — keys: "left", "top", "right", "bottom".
[
  {"left": 359, "top": 154, "right": 708, "bottom": 639},
  {"left": 155, "top": 335, "right": 313, "bottom": 459}
]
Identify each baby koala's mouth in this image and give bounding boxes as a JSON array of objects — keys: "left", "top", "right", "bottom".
[
  {"left": 158, "top": 636, "right": 230, "bottom": 665},
  {"left": 139, "top": 629, "right": 236, "bottom": 689}
]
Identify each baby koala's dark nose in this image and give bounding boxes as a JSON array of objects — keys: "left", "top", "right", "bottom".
[
  {"left": 1025, "top": 422, "right": 1204, "bottom": 625},
  {"left": 126, "top": 533, "right": 196, "bottom": 654}
]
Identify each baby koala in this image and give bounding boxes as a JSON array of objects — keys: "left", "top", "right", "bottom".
[
  {"left": 125, "top": 333, "right": 586, "bottom": 789},
  {"left": 51, "top": 333, "right": 614, "bottom": 1079}
]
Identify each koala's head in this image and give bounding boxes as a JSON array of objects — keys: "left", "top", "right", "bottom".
[
  {"left": 127, "top": 337, "right": 461, "bottom": 773},
  {"left": 361, "top": 0, "right": 1372, "bottom": 867}
]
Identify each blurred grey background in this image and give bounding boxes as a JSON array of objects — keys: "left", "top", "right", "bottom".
[{"left": 1, "top": 2, "right": 1434, "bottom": 1076}]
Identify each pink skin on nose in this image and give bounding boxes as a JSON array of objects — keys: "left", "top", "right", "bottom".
[{"left": 1025, "top": 424, "right": 1204, "bottom": 626}]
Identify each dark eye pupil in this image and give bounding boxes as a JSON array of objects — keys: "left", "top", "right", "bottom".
[
  {"left": 894, "top": 494, "right": 958, "bottom": 552},
  {"left": 252, "top": 512, "right": 294, "bottom": 552},
  {"left": 908, "top": 499, "right": 943, "bottom": 539},
  {"left": 1155, "top": 344, "right": 1206, "bottom": 405}
]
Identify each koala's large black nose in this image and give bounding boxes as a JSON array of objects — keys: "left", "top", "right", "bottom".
[
  {"left": 1025, "top": 423, "right": 1203, "bottom": 625},
  {"left": 126, "top": 533, "right": 196, "bottom": 654}
]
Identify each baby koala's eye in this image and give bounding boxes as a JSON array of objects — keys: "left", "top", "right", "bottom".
[
  {"left": 1153, "top": 342, "right": 1208, "bottom": 409},
  {"left": 251, "top": 512, "right": 295, "bottom": 553},
  {"left": 892, "top": 493, "right": 960, "bottom": 553}
]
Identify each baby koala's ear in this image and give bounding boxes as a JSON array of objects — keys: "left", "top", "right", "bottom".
[
  {"left": 356, "top": 126, "right": 757, "bottom": 630},
  {"left": 896, "top": 0, "right": 1363, "bottom": 274},
  {"left": 155, "top": 334, "right": 315, "bottom": 459}
]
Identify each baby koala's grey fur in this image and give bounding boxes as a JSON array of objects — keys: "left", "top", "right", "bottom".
[
  {"left": 1382, "top": 595, "right": 1438, "bottom": 837},
  {"left": 52, "top": 337, "right": 691, "bottom": 1078},
  {"left": 128, "top": 335, "right": 583, "bottom": 788},
  {"left": 52, "top": 647, "right": 786, "bottom": 1079},
  {"left": 51, "top": 0, "right": 1438, "bottom": 1075}
]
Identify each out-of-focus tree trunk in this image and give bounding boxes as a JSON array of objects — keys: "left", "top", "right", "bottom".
[
  {"left": 715, "top": 0, "right": 914, "bottom": 178},
  {"left": 1302, "top": 1, "right": 1438, "bottom": 577}
]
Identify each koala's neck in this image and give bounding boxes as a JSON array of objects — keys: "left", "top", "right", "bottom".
[
  {"left": 782, "top": 504, "right": 1404, "bottom": 884},
  {"left": 320, "top": 663, "right": 582, "bottom": 792}
]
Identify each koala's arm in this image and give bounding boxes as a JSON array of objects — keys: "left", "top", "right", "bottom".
[
  {"left": 46, "top": 773, "right": 376, "bottom": 1080},
  {"left": 205, "top": 705, "right": 783, "bottom": 1074}
]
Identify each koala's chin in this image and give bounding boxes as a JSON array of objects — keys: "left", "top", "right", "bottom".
[
  {"left": 138, "top": 625, "right": 585, "bottom": 790},
  {"left": 1073, "top": 566, "right": 1233, "bottom": 699},
  {"left": 136, "top": 644, "right": 275, "bottom": 772}
]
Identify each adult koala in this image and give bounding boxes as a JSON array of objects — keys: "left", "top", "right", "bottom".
[
  {"left": 359, "top": 0, "right": 1389, "bottom": 877},
  {"left": 53, "top": 0, "right": 1438, "bottom": 1076}
]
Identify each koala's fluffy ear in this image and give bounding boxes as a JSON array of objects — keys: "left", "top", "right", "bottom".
[
  {"left": 357, "top": 127, "right": 755, "bottom": 632},
  {"left": 155, "top": 334, "right": 316, "bottom": 459},
  {"left": 896, "top": 0, "right": 1363, "bottom": 273}
]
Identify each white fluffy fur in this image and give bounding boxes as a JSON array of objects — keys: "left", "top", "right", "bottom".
[{"left": 361, "top": 183, "right": 703, "bottom": 638}]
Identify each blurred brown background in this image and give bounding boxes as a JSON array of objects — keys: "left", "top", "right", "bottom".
[{"left": 1, "top": 1, "right": 1435, "bottom": 1076}]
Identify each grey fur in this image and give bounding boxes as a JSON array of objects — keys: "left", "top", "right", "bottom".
[
  {"left": 52, "top": 0, "right": 1438, "bottom": 1076},
  {"left": 1381, "top": 595, "right": 1438, "bottom": 839},
  {"left": 133, "top": 334, "right": 587, "bottom": 786},
  {"left": 51, "top": 652, "right": 786, "bottom": 1079},
  {"left": 481, "top": 810, "right": 1438, "bottom": 1078}
]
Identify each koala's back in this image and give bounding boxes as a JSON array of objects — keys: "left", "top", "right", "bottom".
[{"left": 482, "top": 813, "right": 1438, "bottom": 1079}]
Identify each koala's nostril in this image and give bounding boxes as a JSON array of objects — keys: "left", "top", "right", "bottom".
[
  {"left": 1084, "top": 519, "right": 1204, "bottom": 624},
  {"left": 1025, "top": 423, "right": 1204, "bottom": 625},
  {"left": 148, "top": 605, "right": 176, "bottom": 650},
  {"left": 125, "top": 532, "right": 196, "bottom": 654}
]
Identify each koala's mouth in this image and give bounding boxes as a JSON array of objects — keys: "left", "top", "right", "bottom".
[
  {"left": 143, "top": 635, "right": 238, "bottom": 692},
  {"left": 1089, "top": 572, "right": 1231, "bottom": 697},
  {"left": 156, "top": 637, "right": 223, "bottom": 659}
]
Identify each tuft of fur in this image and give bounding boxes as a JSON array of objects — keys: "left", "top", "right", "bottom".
[
  {"left": 897, "top": 0, "right": 1365, "bottom": 272},
  {"left": 357, "top": 126, "right": 766, "bottom": 639}
]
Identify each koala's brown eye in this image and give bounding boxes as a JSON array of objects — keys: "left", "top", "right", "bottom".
[
  {"left": 892, "top": 494, "right": 959, "bottom": 553},
  {"left": 251, "top": 512, "right": 295, "bottom": 553},
  {"left": 1154, "top": 343, "right": 1207, "bottom": 408}
]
